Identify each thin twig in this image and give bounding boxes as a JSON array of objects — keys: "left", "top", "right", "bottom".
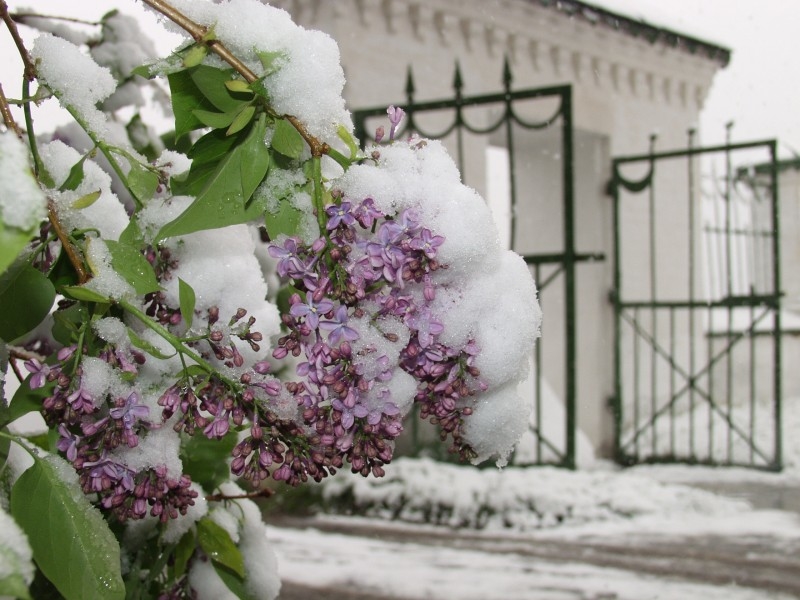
[
  {"left": 0, "top": 0, "right": 36, "bottom": 80},
  {"left": 0, "top": 83, "right": 23, "bottom": 138},
  {"left": 11, "top": 12, "right": 100, "bottom": 27},
  {"left": 205, "top": 488, "right": 275, "bottom": 502},
  {"left": 8, "top": 357, "right": 24, "bottom": 383},
  {"left": 8, "top": 345, "right": 46, "bottom": 363},
  {"left": 141, "top": 0, "right": 329, "bottom": 157},
  {"left": 48, "top": 200, "right": 90, "bottom": 284},
  {"left": 8, "top": 346, "right": 45, "bottom": 383}
]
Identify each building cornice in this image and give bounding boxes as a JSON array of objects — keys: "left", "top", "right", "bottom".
[{"left": 539, "top": 0, "right": 731, "bottom": 68}]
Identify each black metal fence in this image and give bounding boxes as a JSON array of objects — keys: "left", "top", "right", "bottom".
[{"left": 610, "top": 133, "right": 782, "bottom": 470}]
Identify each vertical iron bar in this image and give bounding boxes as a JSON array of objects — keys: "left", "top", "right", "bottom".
[
  {"left": 633, "top": 307, "right": 641, "bottom": 459},
  {"left": 749, "top": 287, "right": 756, "bottom": 464},
  {"left": 504, "top": 59, "right": 519, "bottom": 252},
  {"left": 725, "top": 125, "right": 734, "bottom": 462},
  {"left": 535, "top": 263, "right": 543, "bottom": 464},
  {"left": 453, "top": 63, "right": 466, "bottom": 178},
  {"left": 670, "top": 307, "right": 676, "bottom": 456},
  {"left": 769, "top": 140, "right": 782, "bottom": 470},
  {"left": 612, "top": 162, "right": 624, "bottom": 464},
  {"left": 648, "top": 135, "right": 658, "bottom": 456},
  {"left": 687, "top": 129, "right": 697, "bottom": 461},
  {"left": 707, "top": 302, "right": 714, "bottom": 462},
  {"left": 562, "top": 87, "right": 576, "bottom": 468}
]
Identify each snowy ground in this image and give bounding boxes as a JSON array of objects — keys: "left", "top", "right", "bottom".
[
  {"left": 265, "top": 396, "right": 800, "bottom": 599},
  {"left": 269, "top": 504, "right": 800, "bottom": 599}
]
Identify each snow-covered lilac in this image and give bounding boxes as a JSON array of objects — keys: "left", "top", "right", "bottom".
[{"left": 331, "top": 138, "right": 542, "bottom": 466}]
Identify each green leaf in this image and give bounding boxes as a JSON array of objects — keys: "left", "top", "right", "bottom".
[
  {"left": 256, "top": 50, "right": 284, "bottom": 75},
  {"left": 126, "top": 114, "right": 161, "bottom": 162},
  {"left": 59, "top": 154, "right": 89, "bottom": 192},
  {"left": 197, "top": 517, "right": 245, "bottom": 579},
  {"left": 172, "top": 128, "right": 240, "bottom": 197},
  {"left": 127, "top": 162, "right": 160, "bottom": 204},
  {"left": 61, "top": 285, "right": 109, "bottom": 303},
  {"left": 181, "top": 432, "right": 238, "bottom": 491},
  {"left": 227, "top": 105, "right": 256, "bottom": 137},
  {"left": 225, "top": 79, "right": 251, "bottom": 94},
  {"left": 271, "top": 118, "right": 305, "bottom": 159},
  {"left": 213, "top": 564, "right": 257, "bottom": 600},
  {"left": 182, "top": 44, "right": 208, "bottom": 68},
  {"left": 337, "top": 124, "right": 359, "bottom": 159},
  {"left": 47, "top": 249, "right": 79, "bottom": 289},
  {"left": 0, "top": 572, "right": 32, "bottom": 600},
  {"left": 178, "top": 278, "right": 196, "bottom": 329},
  {"left": 132, "top": 63, "right": 155, "bottom": 79},
  {"left": 264, "top": 198, "right": 304, "bottom": 240},
  {"left": 10, "top": 454, "right": 125, "bottom": 600},
  {"left": 157, "top": 115, "right": 270, "bottom": 240},
  {"left": 127, "top": 328, "right": 175, "bottom": 360},
  {"left": 0, "top": 221, "right": 35, "bottom": 276},
  {"left": 190, "top": 65, "right": 248, "bottom": 113},
  {"left": 192, "top": 108, "right": 237, "bottom": 130},
  {"left": 168, "top": 69, "right": 219, "bottom": 139},
  {"left": 173, "top": 530, "right": 196, "bottom": 579},
  {"left": 51, "top": 302, "right": 87, "bottom": 346},
  {"left": 0, "top": 376, "right": 46, "bottom": 429},
  {"left": 0, "top": 262, "right": 55, "bottom": 341},
  {"left": 105, "top": 240, "right": 161, "bottom": 295},
  {"left": 118, "top": 220, "right": 144, "bottom": 247},
  {"left": 71, "top": 190, "right": 101, "bottom": 209}
]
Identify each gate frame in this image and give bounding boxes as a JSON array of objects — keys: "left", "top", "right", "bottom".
[
  {"left": 352, "top": 60, "right": 602, "bottom": 468},
  {"left": 610, "top": 136, "right": 782, "bottom": 471}
]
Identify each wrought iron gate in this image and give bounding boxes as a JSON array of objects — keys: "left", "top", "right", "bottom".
[
  {"left": 611, "top": 134, "right": 782, "bottom": 470},
  {"left": 354, "top": 60, "right": 596, "bottom": 468}
]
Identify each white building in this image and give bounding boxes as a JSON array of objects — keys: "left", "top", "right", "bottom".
[{"left": 271, "top": 0, "right": 786, "bottom": 468}]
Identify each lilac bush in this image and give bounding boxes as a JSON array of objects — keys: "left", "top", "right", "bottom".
[{"left": 0, "top": 0, "right": 541, "bottom": 598}]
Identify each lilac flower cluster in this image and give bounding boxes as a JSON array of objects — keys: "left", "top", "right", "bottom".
[
  {"left": 21, "top": 192, "right": 485, "bottom": 524},
  {"left": 265, "top": 195, "right": 486, "bottom": 476},
  {"left": 25, "top": 347, "right": 198, "bottom": 523}
]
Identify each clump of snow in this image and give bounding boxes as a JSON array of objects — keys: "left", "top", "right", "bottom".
[
  {"left": 0, "top": 505, "right": 34, "bottom": 585},
  {"left": 137, "top": 195, "right": 194, "bottom": 243},
  {"left": 164, "top": 0, "right": 351, "bottom": 143},
  {"left": 80, "top": 356, "right": 124, "bottom": 401},
  {"left": 39, "top": 140, "right": 129, "bottom": 241},
  {"left": 462, "top": 383, "right": 532, "bottom": 467},
  {"left": 188, "top": 558, "right": 238, "bottom": 600},
  {"left": 14, "top": 13, "right": 92, "bottom": 46},
  {"left": 91, "top": 12, "right": 157, "bottom": 82},
  {"left": 84, "top": 238, "right": 136, "bottom": 300},
  {"left": 114, "top": 423, "right": 182, "bottom": 479},
  {"left": 155, "top": 150, "right": 192, "bottom": 179},
  {"left": 92, "top": 316, "right": 130, "bottom": 347},
  {"left": 321, "top": 457, "right": 753, "bottom": 531},
  {"left": 160, "top": 225, "right": 281, "bottom": 366},
  {"left": 0, "top": 132, "right": 47, "bottom": 231},
  {"left": 30, "top": 33, "right": 117, "bottom": 136}
]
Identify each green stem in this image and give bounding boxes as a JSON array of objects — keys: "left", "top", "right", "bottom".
[
  {"left": 0, "top": 430, "right": 37, "bottom": 459},
  {"left": 325, "top": 147, "right": 351, "bottom": 171},
  {"left": 119, "top": 300, "right": 240, "bottom": 390},
  {"left": 61, "top": 103, "right": 145, "bottom": 209},
  {"left": 22, "top": 78, "right": 44, "bottom": 178},
  {"left": 311, "top": 155, "right": 327, "bottom": 234}
]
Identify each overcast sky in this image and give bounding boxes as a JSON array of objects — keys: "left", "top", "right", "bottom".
[{"left": 0, "top": 0, "right": 798, "bottom": 159}]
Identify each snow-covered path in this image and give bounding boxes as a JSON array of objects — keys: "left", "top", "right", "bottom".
[{"left": 269, "top": 509, "right": 800, "bottom": 600}]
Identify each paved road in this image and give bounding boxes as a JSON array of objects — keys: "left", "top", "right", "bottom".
[{"left": 274, "top": 515, "right": 800, "bottom": 599}]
